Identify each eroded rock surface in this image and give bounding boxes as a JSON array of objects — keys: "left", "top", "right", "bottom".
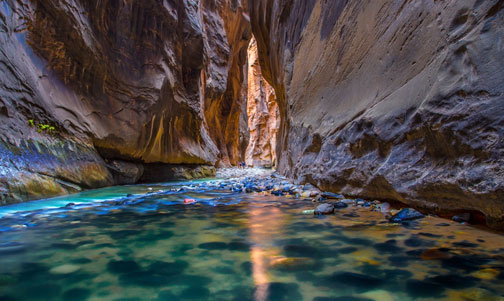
[
  {"left": 249, "top": 0, "right": 504, "bottom": 229},
  {"left": 245, "top": 37, "right": 279, "bottom": 167},
  {"left": 0, "top": 0, "right": 250, "bottom": 203}
]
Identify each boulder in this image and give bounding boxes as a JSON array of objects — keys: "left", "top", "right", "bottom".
[
  {"left": 314, "top": 203, "right": 335, "bottom": 215},
  {"left": 389, "top": 208, "right": 424, "bottom": 223}
]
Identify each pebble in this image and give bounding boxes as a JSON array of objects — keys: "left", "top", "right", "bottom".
[
  {"left": 50, "top": 264, "right": 80, "bottom": 274},
  {"left": 471, "top": 268, "right": 500, "bottom": 280}
]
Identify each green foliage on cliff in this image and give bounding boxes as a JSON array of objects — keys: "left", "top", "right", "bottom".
[{"left": 28, "top": 120, "right": 56, "bottom": 134}]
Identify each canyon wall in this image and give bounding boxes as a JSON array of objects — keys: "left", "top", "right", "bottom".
[
  {"left": 249, "top": 0, "right": 504, "bottom": 229},
  {"left": 245, "top": 37, "right": 279, "bottom": 167},
  {"left": 2, "top": 0, "right": 504, "bottom": 230},
  {"left": 0, "top": 0, "right": 251, "bottom": 203}
]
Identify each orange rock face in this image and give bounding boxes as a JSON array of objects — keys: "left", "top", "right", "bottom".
[
  {"left": 245, "top": 38, "right": 279, "bottom": 167},
  {"left": 0, "top": 0, "right": 251, "bottom": 202}
]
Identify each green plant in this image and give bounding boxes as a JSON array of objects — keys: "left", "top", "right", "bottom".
[
  {"left": 28, "top": 119, "right": 34, "bottom": 127},
  {"left": 35, "top": 123, "right": 56, "bottom": 134},
  {"left": 38, "top": 124, "right": 50, "bottom": 133}
]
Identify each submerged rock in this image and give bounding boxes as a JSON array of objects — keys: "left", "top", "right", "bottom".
[
  {"left": 471, "top": 268, "right": 500, "bottom": 280},
  {"left": 50, "top": 264, "right": 80, "bottom": 275},
  {"left": 314, "top": 203, "right": 334, "bottom": 215},
  {"left": 389, "top": 208, "right": 424, "bottom": 223}
]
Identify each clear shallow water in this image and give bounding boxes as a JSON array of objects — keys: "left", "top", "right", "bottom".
[{"left": 0, "top": 181, "right": 504, "bottom": 300}]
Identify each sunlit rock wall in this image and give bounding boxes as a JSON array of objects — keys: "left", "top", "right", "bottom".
[
  {"left": 249, "top": 0, "right": 504, "bottom": 229},
  {"left": 0, "top": 0, "right": 251, "bottom": 203},
  {"left": 245, "top": 37, "right": 279, "bottom": 167}
]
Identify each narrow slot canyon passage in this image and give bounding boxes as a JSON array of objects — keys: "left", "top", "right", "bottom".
[
  {"left": 0, "top": 1, "right": 504, "bottom": 300},
  {"left": 245, "top": 37, "right": 280, "bottom": 168}
]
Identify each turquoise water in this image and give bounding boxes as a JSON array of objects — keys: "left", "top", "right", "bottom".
[{"left": 0, "top": 181, "right": 504, "bottom": 300}]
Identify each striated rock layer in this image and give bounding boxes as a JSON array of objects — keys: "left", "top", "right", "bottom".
[
  {"left": 0, "top": 0, "right": 251, "bottom": 203},
  {"left": 249, "top": 0, "right": 504, "bottom": 229},
  {"left": 245, "top": 37, "right": 279, "bottom": 167}
]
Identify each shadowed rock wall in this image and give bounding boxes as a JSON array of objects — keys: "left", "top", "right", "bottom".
[
  {"left": 249, "top": 0, "right": 504, "bottom": 229},
  {"left": 0, "top": 0, "right": 251, "bottom": 203}
]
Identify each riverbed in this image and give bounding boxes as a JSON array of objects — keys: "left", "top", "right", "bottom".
[{"left": 0, "top": 170, "right": 503, "bottom": 300}]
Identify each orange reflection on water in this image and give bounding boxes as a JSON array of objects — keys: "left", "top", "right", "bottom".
[{"left": 247, "top": 202, "right": 287, "bottom": 301}]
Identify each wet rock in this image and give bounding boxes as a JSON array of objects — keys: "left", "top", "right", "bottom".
[
  {"left": 380, "top": 202, "right": 391, "bottom": 213},
  {"left": 271, "top": 190, "right": 284, "bottom": 196},
  {"left": 106, "top": 160, "right": 144, "bottom": 185},
  {"left": 314, "top": 203, "right": 334, "bottom": 215},
  {"left": 321, "top": 192, "right": 344, "bottom": 199},
  {"left": 389, "top": 208, "right": 424, "bottom": 223},
  {"left": 334, "top": 202, "right": 348, "bottom": 209},
  {"left": 341, "top": 199, "right": 355, "bottom": 204},
  {"left": 453, "top": 213, "right": 471, "bottom": 223}
]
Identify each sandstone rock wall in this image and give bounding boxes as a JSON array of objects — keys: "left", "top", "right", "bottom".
[
  {"left": 249, "top": 0, "right": 504, "bottom": 229},
  {"left": 245, "top": 37, "right": 279, "bottom": 167},
  {"left": 0, "top": 0, "right": 251, "bottom": 203}
]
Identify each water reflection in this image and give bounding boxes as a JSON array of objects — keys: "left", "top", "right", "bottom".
[{"left": 248, "top": 202, "right": 286, "bottom": 301}]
